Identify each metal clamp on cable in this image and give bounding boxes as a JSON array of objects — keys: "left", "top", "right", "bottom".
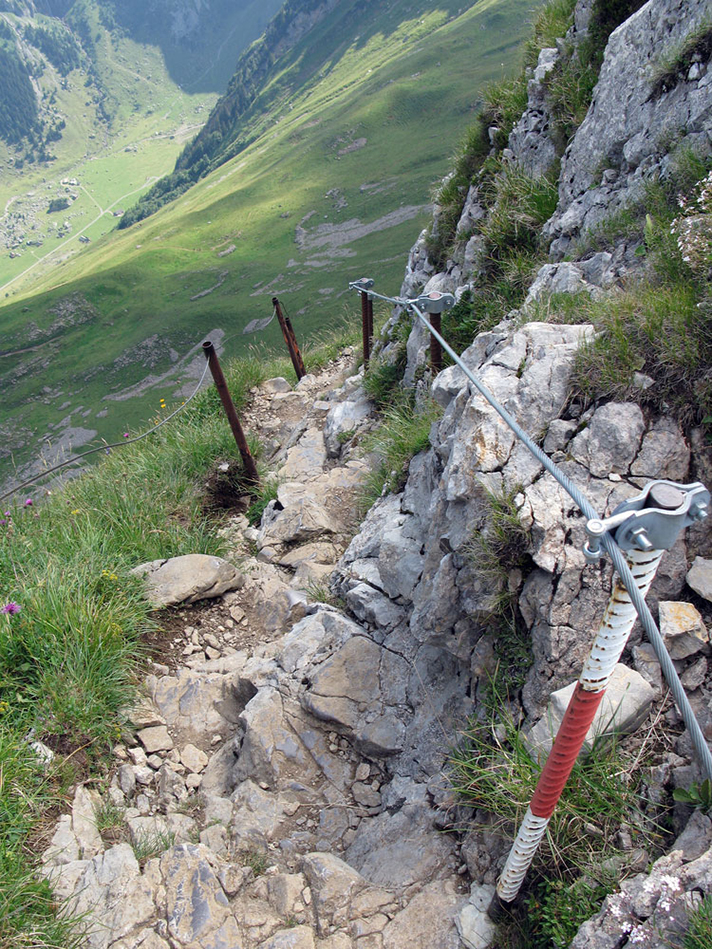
[
  {"left": 349, "top": 277, "right": 375, "bottom": 293},
  {"left": 414, "top": 291, "right": 456, "bottom": 313},
  {"left": 583, "top": 480, "right": 709, "bottom": 563}
]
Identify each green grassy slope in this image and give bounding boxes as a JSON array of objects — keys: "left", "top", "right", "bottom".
[
  {"left": 0, "top": 0, "right": 538, "bottom": 491},
  {"left": 0, "top": 0, "right": 287, "bottom": 293}
]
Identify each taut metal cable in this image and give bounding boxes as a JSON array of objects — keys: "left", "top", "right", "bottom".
[
  {"left": 349, "top": 280, "right": 712, "bottom": 783},
  {"left": 0, "top": 356, "right": 211, "bottom": 504}
]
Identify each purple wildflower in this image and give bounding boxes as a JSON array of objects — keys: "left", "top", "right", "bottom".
[
  {"left": 123, "top": 432, "right": 130, "bottom": 438},
  {"left": 1, "top": 602, "right": 20, "bottom": 615},
  {"left": 24, "top": 498, "right": 32, "bottom": 507}
]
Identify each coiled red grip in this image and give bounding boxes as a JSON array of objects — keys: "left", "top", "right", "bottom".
[{"left": 530, "top": 683, "right": 605, "bottom": 819}]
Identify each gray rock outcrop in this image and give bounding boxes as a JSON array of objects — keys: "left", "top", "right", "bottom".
[{"left": 544, "top": 0, "right": 712, "bottom": 258}]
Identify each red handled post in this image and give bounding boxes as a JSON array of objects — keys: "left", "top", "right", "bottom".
[{"left": 495, "top": 481, "right": 706, "bottom": 905}]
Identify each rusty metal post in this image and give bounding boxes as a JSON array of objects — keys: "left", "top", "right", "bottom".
[
  {"left": 429, "top": 311, "right": 442, "bottom": 374},
  {"left": 202, "top": 341, "right": 259, "bottom": 485},
  {"left": 367, "top": 295, "right": 374, "bottom": 348},
  {"left": 272, "top": 296, "right": 306, "bottom": 380},
  {"left": 360, "top": 291, "right": 371, "bottom": 369}
]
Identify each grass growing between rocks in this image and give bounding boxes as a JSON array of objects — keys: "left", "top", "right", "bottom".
[
  {"left": 466, "top": 487, "right": 534, "bottom": 701},
  {"left": 132, "top": 829, "right": 176, "bottom": 868},
  {"left": 450, "top": 708, "right": 666, "bottom": 949},
  {"left": 0, "top": 319, "right": 359, "bottom": 947},
  {"left": 686, "top": 895, "right": 712, "bottom": 949},
  {"left": 359, "top": 394, "right": 441, "bottom": 510},
  {"left": 553, "top": 152, "right": 712, "bottom": 428}
]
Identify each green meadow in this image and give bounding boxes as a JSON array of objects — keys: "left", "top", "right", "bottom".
[{"left": 0, "top": 0, "right": 538, "bottom": 491}]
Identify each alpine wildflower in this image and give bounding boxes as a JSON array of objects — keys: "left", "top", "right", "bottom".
[
  {"left": 1, "top": 602, "right": 21, "bottom": 615},
  {"left": 24, "top": 498, "right": 32, "bottom": 507}
]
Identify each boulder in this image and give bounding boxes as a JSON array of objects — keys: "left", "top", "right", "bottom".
[
  {"left": 383, "top": 880, "right": 464, "bottom": 949},
  {"left": 455, "top": 884, "right": 497, "bottom": 949},
  {"left": 160, "top": 844, "right": 240, "bottom": 949},
  {"left": 344, "top": 777, "right": 455, "bottom": 888},
  {"left": 68, "top": 844, "right": 157, "bottom": 949},
  {"left": 524, "top": 664, "right": 656, "bottom": 761},
  {"left": 131, "top": 555, "right": 244, "bottom": 608},
  {"left": 301, "top": 852, "right": 368, "bottom": 936},
  {"left": 301, "top": 635, "right": 409, "bottom": 757},
  {"left": 71, "top": 784, "right": 103, "bottom": 860},
  {"left": 323, "top": 391, "right": 372, "bottom": 457},
  {"left": 279, "top": 428, "right": 327, "bottom": 480},
  {"left": 569, "top": 403, "right": 645, "bottom": 478}
]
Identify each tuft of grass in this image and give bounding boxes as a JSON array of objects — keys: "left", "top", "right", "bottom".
[
  {"left": 0, "top": 725, "right": 84, "bottom": 949},
  {"left": 571, "top": 283, "right": 712, "bottom": 425},
  {"left": 651, "top": 17, "right": 712, "bottom": 98},
  {"left": 466, "top": 488, "right": 533, "bottom": 700},
  {"left": 95, "top": 798, "right": 127, "bottom": 839},
  {"left": 523, "top": 0, "right": 577, "bottom": 67},
  {"left": 363, "top": 355, "right": 407, "bottom": 409},
  {"left": 479, "top": 76, "right": 530, "bottom": 152},
  {"left": 480, "top": 166, "right": 559, "bottom": 262},
  {"left": 131, "top": 828, "right": 175, "bottom": 867},
  {"left": 242, "top": 849, "right": 269, "bottom": 877},
  {"left": 686, "top": 895, "right": 712, "bottom": 949},
  {"left": 557, "top": 154, "right": 712, "bottom": 430},
  {"left": 450, "top": 710, "right": 663, "bottom": 949},
  {"left": 360, "top": 394, "right": 441, "bottom": 509},
  {"left": 246, "top": 479, "right": 279, "bottom": 527},
  {"left": 543, "top": 40, "right": 600, "bottom": 147},
  {"left": 304, "top": 581, "right": 345, "bottom": 610}
]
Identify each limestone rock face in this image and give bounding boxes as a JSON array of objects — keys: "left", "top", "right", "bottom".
[
  {"left": 544, "top": 0, "right": 712, "bottom": 257},
  {"left": 508, "top": 47, "right": 560, "bottom": 178},
  {"left": 68, "top": 845, "right": 158, "bottom": 949},
  {"left": 301, "top": 635, "right": 409, "bottom": 757}
]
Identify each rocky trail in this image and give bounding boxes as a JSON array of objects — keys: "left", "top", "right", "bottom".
[
  {"left": 39, "top": 351, "right": 472, "bottom": 949},
  {"left": 38, "top": 308, "right": 712, "bottom": 949},
  {"left": 32, "top": 0, "right": 712, "bottom": 941}
]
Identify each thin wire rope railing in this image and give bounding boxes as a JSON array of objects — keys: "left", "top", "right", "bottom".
[
  {"left": 353, "top": 282, "right": 712, "bottom": 781},
  {"left": 2, "top": 301, "right": 296, "bottom": 504},
  {"left": 0, "top": 342, "right": 215, "bottom": 503}
]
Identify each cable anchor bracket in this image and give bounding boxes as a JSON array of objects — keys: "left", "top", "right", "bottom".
[{"left": 583, "top": 480, "right": 709, "bottom": 563}]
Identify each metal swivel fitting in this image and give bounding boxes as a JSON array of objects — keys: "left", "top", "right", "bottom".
[
  {"left": 413, "top": 290, "right": 456, "bottom": 313},
  {"left": 583, "top": 480, "right": 710, "bottom": 563}
]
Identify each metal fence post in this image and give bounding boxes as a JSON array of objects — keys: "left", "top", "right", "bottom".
[
  {"left": 272, "top": 296, "right": 306, "bottom": 380},
  {"left": 414, "top": 291, "right": 455, "bottom": 373},
  {"left": 202, "top": 341, "right": 259, "bottom": 486},
  {"left": 351, "top": 278, "right": 375, "bottom": 369}
]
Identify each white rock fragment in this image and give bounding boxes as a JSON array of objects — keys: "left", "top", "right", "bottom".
[
  {"left": 180, "top": 743, "right": 209, "bottom": 773},
  {"left": 659, "top": 600, "right": 709, "bottom": 660},
  {"left": 687, "top": 557, "right": 712, "bottom": 603}
]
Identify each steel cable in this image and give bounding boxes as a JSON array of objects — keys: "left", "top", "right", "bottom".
[
  {"left": 0, "top": 319, "right": 264, "bottom": 503},
  {"left": 354, "top": 284, "right": 712, "bottom": 780}
]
